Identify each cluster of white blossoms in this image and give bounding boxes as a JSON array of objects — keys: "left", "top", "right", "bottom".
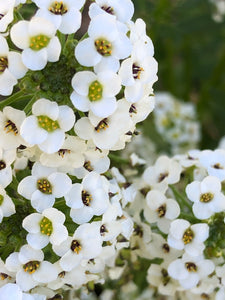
[
  {"left": 0, "top": 0, "right": 158, "bottom": 298},
  {"left": 209, "top": 0, "right": 225, "bottom": 22},
  {"left": 113, "top": 148, "right": 225, "bottom": 300},
  {"left": 153, "top": 92, "right": 201, "bottom": 154}
]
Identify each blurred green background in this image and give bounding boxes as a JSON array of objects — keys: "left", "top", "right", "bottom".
[{"left": 133, "top": 0, "right": 225, "bottom": 150}]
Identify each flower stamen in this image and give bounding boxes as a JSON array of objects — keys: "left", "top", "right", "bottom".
[
  {"left": 94, "top": 39, "right": 112, "bottom": 56},
  {"left": 4, "top": 120, "right": 18, "bottom": 135},
  {"left": 0, "top": 57, "right": 8, "bottom": 73},
  {"left": 40, "top": 216, "right": 53, "bottom": 236},
  {"left": 37, "top": 178, "right": 52, "bottom": 194}
]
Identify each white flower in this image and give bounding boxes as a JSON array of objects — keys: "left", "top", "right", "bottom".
[
  {"left": 20, "top": 98, "right": 75, "bottom": 153},
  {"left": 0, "top": 147, "right": 16, "bottom": 188},
  {"left": 40, "top": 135, "right": 86, "bottom": 169},
  {"left": 0, "top": 283, "right": 22, "bottom": 300},
  {"left": 143, "top": 156, "right": 182, "bottom": 193},
  {"left": 22, "top": 208, "right": 68, "bottom": 249},
  {"left": 168, "top": 254, "right": 215, "bottom": 290},
  {"left": 53, "top": 223, "right": 102, "bottom": 272},
  {"left": 18, "top": 162, "right": 72, "bottom": 212},
  {"left": 186, "top": 175, "right": 225, "bottom": 219},
  {"left": 65, "top": 171, "right": 109, "bottom": 224},
  {"left": 167, "top": 219, "right": 209, "bottom": 256},
  {"left": 147, "top": 263, "right": 179, "bottom": 296},
  {"left": 70, "top": 70, "right": 121, "bottom": 118},
  {"left": 35, "top": 0, "right": 85, "bottom": 34},
  {"left": 0, "top": 106, "right": 27, "bottom": 149},
  {"left": 75, "top": 14, "right": 131, "bottom": 71},
  {"left": 74, "top": 100, "right": 133, "bottom": 150},
  {"left": 119, "top": 46, "right": 158, "bottom": 103},
  {"left": 5, "top": 245, "right": 58, "bottom": 292},
  {"left": 146, "top": 233, "right": 182, "bottom": 262},
  {"left": 89, "top": 0, "right": 134, "bottom": 24},
  {"left": 0, "top": 185, "right": 15, "bottom": 223},
  {"left": 144, "top": 190, "right": 180, "bottom": 234},
  {"left": 0, "top": 36, "right": 27, "bottom": 96},
  {"left": 199, "top": 149, "right": 225, "bottom": 181},
  {"left": 0, "top": 0, "right": 14, "bottom": 32},
  {"left": 10, "top": 17, "right": 61, "bottom": 70},
  {"left": 68, "top": 141, "right": 110, "bottom": 179}
]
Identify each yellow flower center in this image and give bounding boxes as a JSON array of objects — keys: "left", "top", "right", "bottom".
[
  {"left": 49, "top": 1, "right": 68, "bottom": 15},
  {"left": 94, "top": 39, "right": 112, "bottom": 56},
  {"left": 183, "top": 228, "right": 194, "bottom": 244},
  {"left": 23, "top": 261, "right": 40, "bottom": 274},
  {"left": 4, "top": 120, "right": 18, "bottom": 135},
  {"left": 37, "top": 178, "right": 52, "bottom": 194},
  {"left": 200, "top": 192, "right": 214, "bottom": 203},
  {"left": 0, "top": 57, "right": 8, "bottom": 73},
  {"left": 30, "top": 35, "right": 50, "bottom": 51},
  {"left": 88, "top": 80, "right": 103, "bottom": 102},
  {"left": 70, "top": 240, "right": 82, "bottom": 254},
  {"left": 40, "top": 216, "right": 53, "bottom": 236},
  {"left": 37, "top": 115, "right": 60, "bottom": 132}
]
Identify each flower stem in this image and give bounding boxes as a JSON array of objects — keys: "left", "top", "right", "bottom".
[
  {"left": 24, "top": 94, "right": 38, "bottom": 114},
  {"left": 0, "top": 90, "right": 27, "bottom": 109},
  {"left": 169, "top": 184, "right": 192, "bottom": 211}
]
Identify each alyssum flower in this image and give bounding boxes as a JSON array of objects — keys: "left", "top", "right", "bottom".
[{"left": 20, "top": 98, "right": 75, "bottom": 154}]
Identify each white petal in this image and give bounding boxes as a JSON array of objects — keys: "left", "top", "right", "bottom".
[
  {"left": 75, "top": 38, "right": 101, "bottom": 67},
  {"left": 70, "top": 91, "right": 90, "bottom": 112},
  {"left": 48, "top": 172, "right": 72, "bottom": 197},
  {"left": 19, "top": 244, "right": 44, "bottom": 263},
  {"left": 43, "top": 207, "right": 65, "bottom": 224},
  {"left": 31, "top": 190, "right": 55, "bottom": 212},
  {"left": 57, "top": 105, "right": 75, "bottom": 131},
  {"left": 32, "top": 98, "right": 59, "bottom": 120},
  {"left": 38, "top": 130, "right": 65, "bottom": 153},
  {"left": 46, "top": 36, "right": 61, "bottom": 62},
  {"left": 27, "top": 232, "right": 49, "bottom": 249},
  {"left": 90, "top": 97, "right": 117, "bottom": 118},
  {"left": 16, "top": 270, "right": 37, "bottom": 292},
  {"left": 165, "top": 198, "right": 180, "bottom": 220},
  {"left": 70, "top": 207, "right": 93, "bottom": 224},
  {"left": 18, "top": 176, "right": 37, "bottom": 200},
  {"left": 8, "top": 52, "right": 27, "bottom": 79},
  {"left": 59, "top": 8, "right": 81, "bottom": 34},
  {"left": 71, "top": 71, "right": 96, "bottom": 95},
  {"left": 20, "top": 116, "right": 48, "bottom": 145},
  {"left": 28, "top": 17, "right": 56, "bottom": 37},
  {"left": 60, "top": 251, "right": 82, "bottom": 271},
  {"left": 0, "top": 69, "right": 17, "bottom": 96},
  {"left": 49, "top": 225, "right": 68, "bottom": 245},
  {"left": 33, "top": 261, "right": 58, "bottom": 283},
  {"left": 10, "top": 21, "right": 30, "bottom": 49},
  {"left": 22, "top": 48, "right": 47, "bottom": 71},
  {"left": 74, "top": 117, "right": 93, "bottom": 140},
  {"left": 64, "top": 183, "right": 83, "bottom": 209},
  {"left": 22, "top": 213, "right": 42, "bottom": 233}
]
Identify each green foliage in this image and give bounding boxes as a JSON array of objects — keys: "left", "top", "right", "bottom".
[{"left": 134, "top": 0, "right": 225, "bottom": 149}]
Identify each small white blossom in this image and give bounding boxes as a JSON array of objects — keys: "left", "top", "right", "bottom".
[
  {"left": 35, "top": 0, "right": 85, "bottom": 34},
  {"left": 18, "top": 162, "right": 72, "bottom": 212},
  {"left": 75, "top": 14, "right": 131, "bottom": 71},
  {"left": 0, "top": 185, "right": 15, "bottom": 223},
  {"left": 22, "top": 208, "right": 68, "bottom": 249},
  {"left": 10, "top": 17, "right": 61, "bottom": 70},
  {"left": 65, "top": 171, "right": 109, "bottom": 224},
  {"left": 168, "top": 254, "right": 215, "bottom": 290},
  {"left": 186, "top": 175, "right": 225, "bottom": 219},
  {"left": 70, "top": 70, "right": 121, "bottom": 118},
  {"left": 0, "top": 0, "right": 14, "bottom": 32},
  {"left": 5, "top": 245, "right": 58, "bottom": 292},
  {"left": 144, "top": 190, "right": 180, "bottom": 234},
  {"left": 20, "top": 99, "right": 75, "bottom": 154},
  {"left": 53, "top": 223, "right": 102, "bottom": 272},
  {"left": 167, "top": 219, "right": 209, "bottom": 256},
  {"left": 0, "top": 36, "right": 27, "bottom": 96}
]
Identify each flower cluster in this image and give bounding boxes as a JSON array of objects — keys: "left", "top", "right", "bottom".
[
  {"left": 112, "top": 148, "right": 225, "bottom": 300},
  {"left": 153, "top": 92, "right": 201, "bottom": 154},
  {"left": 0, "top": 0, "right": 158, "bottom": 298},
  {"left": 209, "top": 0, "right": 225, "bottom": 22}
]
